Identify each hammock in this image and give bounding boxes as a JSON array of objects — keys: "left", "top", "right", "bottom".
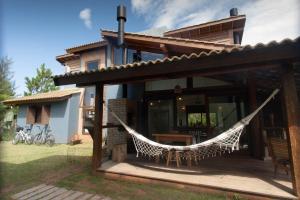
[{"left": 108, "top": 89, "right": 279, "bottom": 160}]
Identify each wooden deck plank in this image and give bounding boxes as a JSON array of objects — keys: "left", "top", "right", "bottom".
[
  {"left": 11, "top": 184, "right": 47, "bottom": 199},
  {"left": 63, "top": 191, "right": 84, "bottom": 200},
  {"left": 79, "top": 193, "right": 94, "bottom": 200},
  {"left": 98, "top": 159, "right": 297, "bottom": 200},
  {"left": 89, "top": 195, "right": 102, "bottom": 200},
  {"left": 12, "top": 184, "right": 111, "bottom": 200},
  {"left": 40, "top": 188, "right": 68, "bottom": 200},
  {"left": 27, "top": 187, "right": 59, "bottom": 200},
  {"left": 18, "top": 185, "right": 54, "bottom": 200},
  {"left": 51, "top": 190, "right": 75, "bottom": 200}
]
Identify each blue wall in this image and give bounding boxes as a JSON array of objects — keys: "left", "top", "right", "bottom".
[{"left": 16, "top": 94, "right": 80, "bottom": 144}]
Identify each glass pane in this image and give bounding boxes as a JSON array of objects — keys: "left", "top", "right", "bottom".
[
  {"left": 176, "top": 95, "right": 205, "bottom": 127},
  {"left": 114, "top": 47, "right": 123, "bottom": 65},
  {"left": 148, "top": 100, "right": 173, "bottom": 135},
  {"left": 87, "top": 61, "right": 99, "bottom": 71},
  {"left": 209, "top": 96, "right": 238, "bottom": 134},
  {"left": 141, "top": 51, "right": 164, "bottom": 62}
]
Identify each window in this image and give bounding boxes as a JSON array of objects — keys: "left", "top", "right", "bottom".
[
  {"left": 26, "top": 105, "right": 50, "bottom": 124},
  {"left": 114, "top": 47, "right": 123, "bottom": 65},
  {"left": 86, "top": 60, "right": 99, "bottom": 71}
]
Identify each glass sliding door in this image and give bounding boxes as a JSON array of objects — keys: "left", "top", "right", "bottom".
[
  {"left": 208, "top": 96, "right": 245, "bottom": 136},
  {"left": 148, "top": 100, "right": 174, "bottom": 135}
]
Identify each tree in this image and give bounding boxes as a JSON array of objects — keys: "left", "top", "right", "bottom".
[
  {"left": 0, "top": 57, "right": 15, "bottom": 133},
  {"left": 24, "top": 64, "right": 59, "bottom": 96}
]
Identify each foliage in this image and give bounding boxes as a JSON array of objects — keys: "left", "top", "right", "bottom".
[
  {"left": 0, "top": 57, "right": 15, "bottom": 134},
  {"left": 24, "top": 64, "right": 59, "bottom": 96}
]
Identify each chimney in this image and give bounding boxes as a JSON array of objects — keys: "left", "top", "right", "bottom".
[
  {"left": 117, "top": 5, "right": 126, "bottom": 47},
  {"left": 230, "top": 8, "right": 240, "bottom": 44},
  {"left": 230, "top": 8, "right": 238, "bottom": 17}
]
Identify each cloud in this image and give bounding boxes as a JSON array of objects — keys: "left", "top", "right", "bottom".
[
  {"left": 79, "top": 8, "right": 92, "bottom": 29},
  {"left": 131, "top": 0, "right": 300, "bottom": 45}
]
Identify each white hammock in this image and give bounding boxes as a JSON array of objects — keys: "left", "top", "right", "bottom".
[{"left": 108, "top": 89, "right": 279, "bottom": 160}]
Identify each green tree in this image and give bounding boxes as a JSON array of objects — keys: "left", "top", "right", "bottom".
[
  {"left": 24, "top": 64, "right": 59, "bottom": 96},
  {"left": 0, "top": 57, "right": 15, "bottom": 132}
]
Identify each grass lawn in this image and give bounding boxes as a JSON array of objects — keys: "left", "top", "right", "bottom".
[{"left": 0, "top": 141, "right": 242, "bottom": 200}]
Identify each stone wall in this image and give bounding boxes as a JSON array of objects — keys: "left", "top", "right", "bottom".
[{"left": 107, "top": 99, "right": 136, "bottom": 154}]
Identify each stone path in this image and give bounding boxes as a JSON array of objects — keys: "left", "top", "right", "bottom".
[{"left": 11, "top": 184, "right": 111, "bottom": 200}]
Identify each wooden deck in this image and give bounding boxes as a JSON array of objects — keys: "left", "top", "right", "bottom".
[
  {"left": 98, "top": 155, "right": 297, "bottom": 200},
  {"left": 11, "top": 184, "right": 111, "bottom": 200}
]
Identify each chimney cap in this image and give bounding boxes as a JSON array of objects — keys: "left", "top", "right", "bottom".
[
  {"left": 230, "top": 8, "right": 238, "bottom": 17},
  {"left": 117, "top": 5, "right": 126, "bottom": 21}
]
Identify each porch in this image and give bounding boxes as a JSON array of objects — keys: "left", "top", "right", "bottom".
[
  {"left": 53, "top": 37, "right": 300, "bottom": 198},
  {"left": 98, "top": 155, "right": 296, "bottom": 199}
]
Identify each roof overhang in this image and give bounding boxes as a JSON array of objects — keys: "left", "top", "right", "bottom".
[
  {"left": 3, "top": 89, "right": 82, "bottom": 106},
  {"left": 53, "top": 37, "right": 300, "bottom": 88},
  {"left": 56, "top": 53, "right": 80, "bottom": 64},
  {"left": 164, "top": 15, "right": 246, "bottom": 41},
  {"left": 101, "top": 30, "right": 237, "bottom": 54},
  {"left": 66, "top": 41, "right": 107, "bottom": 54}
]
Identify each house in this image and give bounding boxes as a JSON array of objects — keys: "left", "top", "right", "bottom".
[
  {"left": 3, "top": 88, "right": 84, "bottom": 143},
  {"left": 53, "top": 7, "right": 300, "bottom": 199}
]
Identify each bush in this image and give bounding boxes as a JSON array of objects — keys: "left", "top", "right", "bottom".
[{"left": 0, "top": 128, "right": 14, "bottom": 141}]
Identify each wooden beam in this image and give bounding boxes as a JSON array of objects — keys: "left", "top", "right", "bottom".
[
  {"left": 160, "top": 44, "right": 169, "bottom": 57},
  {"left": 281, "top": 64, "right": 300, "bottom": 196},
  {"left": 92, "top": 83, "right": 103, "bottom": 170},
  {"left": 247, "top": 72, "right": 263, "bottom": 159}
]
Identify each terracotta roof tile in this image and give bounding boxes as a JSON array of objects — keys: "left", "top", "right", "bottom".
[
  {"left": 53, "top": 36, "right": 300, "bottom": 80},
  {"left": 3, "top": 88, "right": 83, "bottom": 105}
]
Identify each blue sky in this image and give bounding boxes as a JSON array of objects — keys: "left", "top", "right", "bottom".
[{"left": 1, "top": 0, "right": 299, "bottom": 96}]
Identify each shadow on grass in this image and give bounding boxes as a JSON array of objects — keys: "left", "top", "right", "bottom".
[{"left": 0, "top": 154, "right": 91, "bottom": 197}]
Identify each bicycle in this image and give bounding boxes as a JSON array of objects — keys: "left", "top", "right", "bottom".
[
  {"left": 12, "top": 125, "right": 33, "bottom": 145},
  {"left": 33, "top": 124, "right": 55, "bottom": 146}
]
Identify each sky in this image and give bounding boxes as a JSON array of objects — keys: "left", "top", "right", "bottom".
[{"left": 1, "top": 0, "right": 299, "bottom": 96}]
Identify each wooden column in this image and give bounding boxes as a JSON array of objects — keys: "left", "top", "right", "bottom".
[
  {"left": 92, "top": 83, "right": 104, "bottom": 170},
  {"left": 281, "top": 64, "right": 300, "bottom": 196},
  {"left": 247, "top": 72, "right": 263, "bottom": 159}
]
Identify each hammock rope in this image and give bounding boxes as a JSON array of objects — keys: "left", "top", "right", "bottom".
[{"left": 107, "top": 89, "right": 279, "bottom": 160}]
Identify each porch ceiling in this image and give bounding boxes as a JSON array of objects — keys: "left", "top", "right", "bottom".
[{"left": 53, "top": 37, "right": 300, "bottom": 88}]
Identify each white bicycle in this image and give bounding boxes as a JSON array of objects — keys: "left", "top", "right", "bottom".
[{"left": 12, "top": 125, "right": 34, "bottom": 145}]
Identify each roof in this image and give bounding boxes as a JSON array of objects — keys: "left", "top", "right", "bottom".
[
  {"left": 101, "top": 30, "right": 237, "bottom": 53},
  {"left": 53, "top": 36, "right": 300, "bottom": 87},
  {"left": 164, "top": 15, "right": 246, "bottom": 36},
  {"left": 56, "top": 53, "right": 80, "bottom": 63},
  {"left": 66, "top": 40, "right": 107, "bottom": 54},
  {"left": 2, "top": 88, "right": 83, "bottom": 105}
]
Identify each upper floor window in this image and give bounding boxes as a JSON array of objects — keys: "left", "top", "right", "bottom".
[
  {"left": 86, "top": 60, "right": 99, "bottom": 71},
  {"left": 127, "top": 49, "right": 163, "bottom": 63},
  {"left": 114, "top": 47, "right": 124, "bottom": 65}
]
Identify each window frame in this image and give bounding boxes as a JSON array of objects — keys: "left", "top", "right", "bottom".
[
  {"left": 26, "top": 104, "right": 51, "bottom": 125},
  {"left": 85, "top": 59, "right": 100, "bottom": 71}
]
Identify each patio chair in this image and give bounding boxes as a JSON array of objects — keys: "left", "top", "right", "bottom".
[{"left": 267, "top": 137, "right": 290, "bottom": 176}]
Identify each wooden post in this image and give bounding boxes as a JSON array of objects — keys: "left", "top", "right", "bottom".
[
  {"left": 281, "top": 64, "right": 300, "bottom": 196},
  {"left": 92, "top": 83, "right": 104, "bottom": 170},
  {"left": 247, "top": 72, "right": 263, "bottom": 159}
]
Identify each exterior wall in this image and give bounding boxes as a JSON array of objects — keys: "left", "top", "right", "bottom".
[
  {"left": 67, "top": 93, "right": 80, "bottom": 140},
  {"left": 49, "top": 100, "right": 70, "bottom": 143},
  {"left": 65, "top": 59, "right": 80, "bottom": 72},
  {"left": 145, "top": 78, "right": 186, "bottom": 91},
  {"left": 15, "top": 95, "right": 81, "bottom": 144},
  {"left": 107, "top": 99, "right": 128, "bottom": 152},
  {"left": 193, "top": 76, "right": 231, "bottom": 88},
  {"left": 80, "top": 48, "right": 106, "bottom": 71}
]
